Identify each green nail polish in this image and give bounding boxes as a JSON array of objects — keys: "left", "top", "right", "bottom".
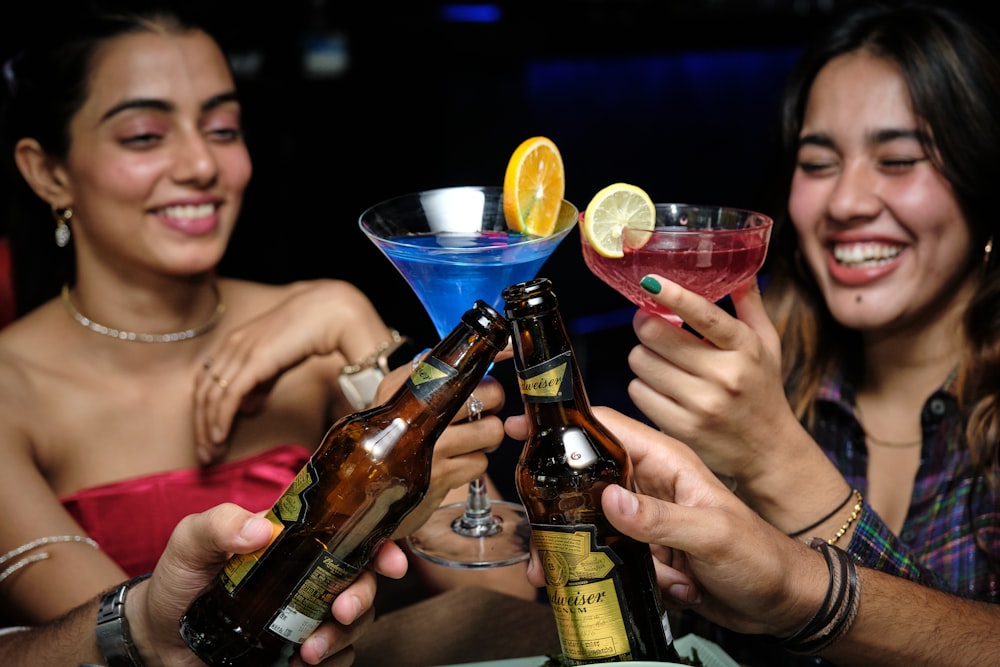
[{"left": 640, "top": 276, "right": 661, "bottom": 294}]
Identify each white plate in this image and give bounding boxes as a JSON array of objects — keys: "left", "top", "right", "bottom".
[
  {"left": 433, "top": 658, "right": 690, "bottom": 667},
  {"left": 432, "top": 634, "right": 739, "bottom": 667},
  {"left": 430, "top": 658, "right": 546, "bottom": 667}
]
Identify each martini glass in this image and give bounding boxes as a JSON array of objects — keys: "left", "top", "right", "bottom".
[
  {"left": 360, "top": 185, "right": 578, "bottom": 567},
  {"left": 581, "top": 203, "right": 773, "bottom": 324}
]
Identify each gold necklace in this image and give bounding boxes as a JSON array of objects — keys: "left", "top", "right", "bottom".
[
  {"left": 61, "top": 283, "right": 225, "bottom": 343},
  {"left": 854, "top": 403, "right": 923, "bottom": 449}
]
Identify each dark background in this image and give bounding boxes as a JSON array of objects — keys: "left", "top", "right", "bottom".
[{"left": 2, "top": 0, "right": 994, "bottom": 499}]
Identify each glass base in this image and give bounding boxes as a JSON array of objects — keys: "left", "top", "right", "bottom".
[{"left": 405, "top": 500, "right": 531, "bottom": 569}]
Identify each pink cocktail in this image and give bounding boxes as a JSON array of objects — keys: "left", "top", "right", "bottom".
[{"left": 582, "top": 203, "right": 773, "bottom": 323}]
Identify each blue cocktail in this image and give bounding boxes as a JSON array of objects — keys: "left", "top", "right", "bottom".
[{"left": 360, "top": 185, "right": 577, "bottom": 567}]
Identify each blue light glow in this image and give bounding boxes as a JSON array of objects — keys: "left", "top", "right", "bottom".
[{"left": 440, "top": 4, "right": 502, "bottom": 23}]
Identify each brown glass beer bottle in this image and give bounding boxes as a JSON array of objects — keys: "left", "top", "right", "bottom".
[
  {"left": 179, "top": 301, "right": 510, "bottom": 666},
  {"left": 502, "top": 278, "right": 681, "bottom": 665}
]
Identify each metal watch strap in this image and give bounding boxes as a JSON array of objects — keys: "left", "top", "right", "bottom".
[
  {"left": 95, "top": 572, "right": 152, "bottom": 667},
  {"left": 338, "top": 331, "right": 419, "bottom": 410}
]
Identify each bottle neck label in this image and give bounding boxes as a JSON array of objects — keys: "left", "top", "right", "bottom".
[
  {"left": 408, "top": 355, "right": 459, "bottom": 402},
  {"left": 516, "top": 351, "right": 574, "bottom": 404}
]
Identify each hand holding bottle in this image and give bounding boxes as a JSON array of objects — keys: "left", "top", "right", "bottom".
[
  {"left": 506, "top": 405, "right": 825, "bottom": 640},
  {"left": 181, "top": 301, "right": 510, "bottom": 666},
  {"left": 503, "top": 278, "right": 681, "bottom": 665},
  {"left": 369, "top": 358, "right": 511, "bottom": 540}
]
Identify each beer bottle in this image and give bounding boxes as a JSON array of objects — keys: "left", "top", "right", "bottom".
[
  {"left": 502, "top": 278, "right": 681, "bottom": 665},
  {"left": 179, "top": 301, "right": 510, "bottom": 666}
]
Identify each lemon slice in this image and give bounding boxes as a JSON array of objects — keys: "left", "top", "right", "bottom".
[
  {"left": 582, "top": 183, "right": 655, "bottom": 258},
  {"left": 503, "top": 136, "right": 565, "bottom": 236}
]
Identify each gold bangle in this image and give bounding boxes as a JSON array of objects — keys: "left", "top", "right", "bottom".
[
  {"left": 341, "top": 329, "right": 403, "bottom": 375},
  {"left": 827, "top": 489, "right": 863, "bottom": 545}
]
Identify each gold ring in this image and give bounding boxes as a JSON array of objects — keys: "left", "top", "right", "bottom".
[{"left": 211, "top": 373, "right": 229, "bottom": 389}]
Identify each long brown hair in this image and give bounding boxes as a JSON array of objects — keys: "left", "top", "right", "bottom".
[{"left": 762, "top": 3, "right": 1000, "bottom": 484}]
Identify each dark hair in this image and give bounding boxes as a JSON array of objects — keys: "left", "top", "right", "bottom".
[
  {"left": 0, "top": 3, "right": 219, "bottom": 314},
  {"left": 762, "top": 1, "right": 1000, "bottom": 566}
]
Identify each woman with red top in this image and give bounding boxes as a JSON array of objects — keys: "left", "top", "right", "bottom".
[{"left": 0, "top": 2, "right": 532, "bottom": 635}]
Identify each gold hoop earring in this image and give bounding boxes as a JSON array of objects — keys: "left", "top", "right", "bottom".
[{"left": 52, "top": 206, "right": 72, "bottom": 248}]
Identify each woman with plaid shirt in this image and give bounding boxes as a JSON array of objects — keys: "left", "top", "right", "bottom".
[{"left": 623, "top": 2, "right": 1000, "bottom": 664}]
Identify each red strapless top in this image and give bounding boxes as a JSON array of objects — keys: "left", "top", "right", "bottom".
[{"left": 60, "top": 444, "right": 311, "bottom": 577}]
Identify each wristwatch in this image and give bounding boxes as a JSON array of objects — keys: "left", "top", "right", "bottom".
[
  {"left": 95, "top": 572, "right": 151, "bottom": 667},
  {"left": 338, "top": 330, "right": 422, "bottom": 409}
]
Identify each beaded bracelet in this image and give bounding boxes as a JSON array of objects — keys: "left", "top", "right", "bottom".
[
  {"left": 779, "top": 538, "right": 861, "bottom": 655},
  {"left": 788, "top": 488, "right": 855, "bottom": 539},
  {"left": 827, "top": 489, "right": 863, "bottom": 545}
]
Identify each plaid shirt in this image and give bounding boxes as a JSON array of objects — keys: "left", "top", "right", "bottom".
[
  {"left": 814, "top": 370, "right": 1000, "bottom": 602},
  {"left": 682, "top": 369, "right": 1000, "bottom": 667}
]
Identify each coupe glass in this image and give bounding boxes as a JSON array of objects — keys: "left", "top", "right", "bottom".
[
  {"left": 582, "top": 203, "right": 771, "bottom": 490},
  {"left": 360, "top": 185, "right": 578, "bottom": 567},
  {"left": 581, "top": 203, "right": 772, "bottom": 324}
]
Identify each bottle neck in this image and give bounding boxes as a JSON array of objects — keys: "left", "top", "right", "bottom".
[
  {"left": 510, "top": 311, "right": 593, "bottom": 417},
  {"left": 376, "top": 305, "right": 508, "bottom": 429}
]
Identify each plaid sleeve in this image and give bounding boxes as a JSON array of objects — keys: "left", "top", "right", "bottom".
[{"left": 847, "top": 505, "right": 949, "bottom": 589}]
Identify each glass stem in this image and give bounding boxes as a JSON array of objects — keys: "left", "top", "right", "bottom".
[{"left": 451, "top": 475, "right": 503, "bottom": 537}]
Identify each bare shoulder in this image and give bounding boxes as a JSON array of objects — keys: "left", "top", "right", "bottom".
[
  {"left": 0, "top": 301, "right": 70, "bottom": 446},
  {"left": 220, "top": 278, "right": 378, "bottom": 319}
]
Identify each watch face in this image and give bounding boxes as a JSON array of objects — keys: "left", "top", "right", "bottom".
[{"left": 338, "top": 366, "right": 385, "bottom": 410}]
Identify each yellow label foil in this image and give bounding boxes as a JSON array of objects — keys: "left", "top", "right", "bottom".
[
  {"left": 517, "top": 351, "right": 574, "bottom": 403},
  {"left": 220, "top": 462, "right": 317, "bottom": 594},
  {"left": 533, "top": 525, "right": 632, "bottom": 662}
]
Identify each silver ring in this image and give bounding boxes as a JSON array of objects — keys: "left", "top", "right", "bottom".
[
  {"left": 467, "top": 395, "right": 483, "bottom": 419},
  {"left": 203, "top": 356, "right": 214, "bottom": 370}
]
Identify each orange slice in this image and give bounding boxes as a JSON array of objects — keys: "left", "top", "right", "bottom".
[
  {"left": 502, "top": 136, "right": 565, "bottom": 236},
  {"left": 582, "top": 183, "right": 655, "bottom": 258}
]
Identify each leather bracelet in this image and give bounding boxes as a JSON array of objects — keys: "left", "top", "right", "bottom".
[
  {"left": 779, "top": 538, "right": 861, "bottom": 655},
  {"left": 96, "top": 572, "right": 152, "bottom": 667}
]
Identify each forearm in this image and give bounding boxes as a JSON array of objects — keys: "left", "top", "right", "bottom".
[
  {"left": 0, "top": 601, "right": 103, "bottom": 666},
  {"left": 744, "top": 431, "right": 949, "bottom": 589},
  {"left": 738, "top": 421, "right": 854, "bottom": 538},
  {"left": 821, "top": 567, "right": 1000, "bottom": 666}
]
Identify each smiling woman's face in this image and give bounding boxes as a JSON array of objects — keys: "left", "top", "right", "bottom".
[
  {"left": 57, "top": 27, "right": 252, "bottom": 278},
  {"left": 788, "top": 49, "right": 974, "bottom": 332}
]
